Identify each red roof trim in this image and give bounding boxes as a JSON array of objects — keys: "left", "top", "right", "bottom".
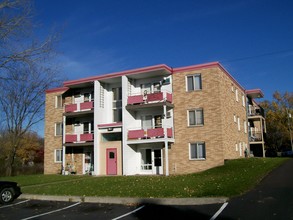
[
  {"left": 63, "top": 64, "right": 172, "bottom": 86},
  {"left": 46, "top": 87, "right": 69, "bottom": 94},
  {"left": 173, "top": 61, "right": 245, "bottom": 92},
  {"left": 173, "top": 61, "right": 220, "bottom": 72},
  {"left": 246, "top": 89, "right": 264, "bottom": 97}
]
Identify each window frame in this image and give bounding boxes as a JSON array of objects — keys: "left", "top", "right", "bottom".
[
  {"left": 54, "top": 149, "right": 62, "bottom": 163},
  {"left": 189, "top": 142, "right": 206, "bottom": 160},
  {"left": 188, "top": 109, "right": 204, "bottom": 126},
  {"left": 55, "top": 95, "right": 62, "bottom": 108},
  {"left": 186, "top": 74, "right": 202, "bottom": 91},
  {"left": 55, "top": 122, "right": 63, "bottom": 136}
]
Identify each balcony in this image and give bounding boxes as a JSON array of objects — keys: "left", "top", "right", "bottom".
[
  {"left": 249, "top": 131, "right": 263, "bottom": 142},
  {"left": 65, "top": 101, "right": 94, "bottom": 113},
  {"left": 248, "top": 105, "right": 264, "bottom": 117},
  {"left": 127, "top": 127, "right": 173, "bottom": 140},
  {"left": 65, "top": 133, "right": 94, "bottom": 143},
  {"left": 127, "top": 91, "right": 172, "bottom": 105}
]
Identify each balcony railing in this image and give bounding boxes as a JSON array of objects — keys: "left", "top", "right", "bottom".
[
  {"left": 65, "top": 104, "right": 77, "bottom": 112},
  {"left": 249, "top": 131, "right": 263, "bottom": 142},
  {"left": 65, "top": 133, "right": 94, "bottom": 143},
  {"left": 127, "top": 91, "right": 172, "bottom": 105},
  {"left": 248, "top": 105, "right": 264, "bottom": 117},
  {"left": 65, "top": 101, "right": 94, "bottom": 113},
  {"left": 127, "top": 127, "right": 173, "bottom": 140}
]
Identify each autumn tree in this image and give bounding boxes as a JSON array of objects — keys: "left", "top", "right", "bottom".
[
  {"left": 261, "top": 91, "right": 293, "bottom": 152},
  {"left": 0, "top": 0, "right": 63, "bottom": 175}
]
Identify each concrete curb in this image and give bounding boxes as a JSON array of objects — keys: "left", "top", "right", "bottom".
[{"left": 19, "top": 194, "right": 228, "bottom": 205}]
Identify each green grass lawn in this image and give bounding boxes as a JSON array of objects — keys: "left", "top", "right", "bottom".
[{"left": 0, "top": 158, "right": 289, "bottom": 198}]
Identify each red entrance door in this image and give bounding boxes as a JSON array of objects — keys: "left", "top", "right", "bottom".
[{"left": 106, "top": 148, "right": 117, "bottom": 175}]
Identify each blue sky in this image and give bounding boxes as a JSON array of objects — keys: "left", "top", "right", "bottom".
[{"left": 35, "top": 0, "right": 293, "bottom": 99}]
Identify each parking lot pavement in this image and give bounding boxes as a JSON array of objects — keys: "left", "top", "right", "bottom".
[
  {"left": 0, "top": 199, "right": 141, "bottom": 220},
  {"left": 0, "top": 199, "right": 226, "bottom": 220}
]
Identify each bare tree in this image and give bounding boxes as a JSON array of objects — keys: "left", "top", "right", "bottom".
[{"left": 0, "top": 0, "right": 63, "bottom": 175}]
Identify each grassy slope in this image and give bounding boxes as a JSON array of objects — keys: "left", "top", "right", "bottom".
[{"left": 0, "top": 158, "right": 288, "bottom": 198}]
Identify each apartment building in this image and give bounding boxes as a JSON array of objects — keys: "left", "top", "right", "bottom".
[{"left": 44, "top": 62, "right": 265, "bottom": 176}]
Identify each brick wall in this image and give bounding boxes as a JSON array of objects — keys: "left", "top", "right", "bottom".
[
  {"left": 170, "top": 65, "right": 247, "bottom": 175},
  {"left": 44, "top": 91, "right": 65, "bottom": 174}
]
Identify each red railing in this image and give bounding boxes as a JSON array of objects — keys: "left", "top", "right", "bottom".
[
  {"left": 127, "top": 128, "right": 173, "bottom": 140},
  {"left": 65, "top": 134, "right": 77, "bottom": 143},
  {"left": 80, "top": 101, "right": 94, "bottom": 110},
  {"left": 166, "top": 93, "right": 172, "bottom": 103},
  {"left": 65, "top": 102, "right": 94, "bottom": 113},
  {"left": 127, "top": 95, "right": 144, "bottom": 105},
  {"left": 127, "top": 92, "right": 172, "bottom": 105},
  {"left": 147, "top": 128, "right": 164, "bottom": 138},
  {"left": 147, "top": 93, "right": 163, "bottom": 102},
  {"left": 65, "top": 104, "right": 77, "bottom": 112},
  {"left": 167, "top": 128, "right": 173, "bottom": 138},
  {"left": 80, "top": 133, "right": 94, "bottom": 142},
  {"left": 128, "top": 129, "right": 145, "bottom": 139},
  {"left": 65, "top": 133, "right": 94, "bottom": 143}
]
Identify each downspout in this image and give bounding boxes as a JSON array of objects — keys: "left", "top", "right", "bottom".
[
  {"left": 245, "top": 94, "right": 250, "bottom": 157},
  {"left": 164, "top": 102, "right": 169, "bottom": 176},
  {"left": 62, "top": 115, "right": 66, "bottom": 174}
]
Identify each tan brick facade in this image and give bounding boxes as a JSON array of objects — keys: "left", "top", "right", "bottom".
[
  {"left": 169, "top": 65, "right": 248, "bottom": 174},
  {"left": 44, "top": 89, "right": 67, "bottom": 174}
]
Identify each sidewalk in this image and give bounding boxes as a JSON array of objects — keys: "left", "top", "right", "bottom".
[{"left": 19, "top": 194, "right": 228, "bottom": 205}]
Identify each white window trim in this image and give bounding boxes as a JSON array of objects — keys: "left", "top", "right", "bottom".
[
  {"left": 187, "top": 109, "right": 204, "bottom": 126},
  {"left": 54, "top": 149, "right": 62, "bottom": 163},
  {"left": 237, "top": 117, "right": 241, "bottom": 131},
  {"left": 186, "top": 74, "right": 202, "bottom": 92},
  {"left": 242, "top": 94, "right": 246, "bottom": 107},
  {"left": 55, "top": 122, "right": 62, "bottom": 136},
  {"left": 189, "top": 142, "right": 206, "bottom": 160},
  {"left": 55, "top": 95, "right": 62, "bottom": 108},
  {"left": 235, "top": 89, "right": 239, "bottom": 102}
]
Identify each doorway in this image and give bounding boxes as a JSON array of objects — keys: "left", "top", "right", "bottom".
[
  {"left": 83, "top": 150, "right": 92, "bottom": 174},
  {"left": 140, "top": 148, "right": 163, "bottom": 175},
  {"left": 106, "top": 148, "right": 117, "bottom": 175}
]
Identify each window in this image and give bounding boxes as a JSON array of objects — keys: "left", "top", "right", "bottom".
[
  {"left": 84, "top": 122, "right": 90, "bottom": 133},
  {"left": 154, "top": 115, "right": 162, "bottom": 128},
  {"left": 235, "top": 89, "right": 239, "bottom": 102},
  {"left": 112, "top": 87, "right": 122, "bottom": 122},
  {"left": 55, "top": 95, "right": 62, "bottom": 108},
  {"left": 188, "top": 109, "right": 204, "bottom": 126},
  {"left": 113, "top": 109, "right": 122, "bottom": 122},
  {"left": 242, "top": 94, "right": 246, "bottom": 107},
  {"left": 244, "top": 120, "right": 247, "bottom": 133},
  {"left": 142, "top": 115, "right": 153, "bottom": 129},
  {"left": 55, "top": 122, "right": 62, "bottom": 136},
  {"left": 233, "top": 114, "right": 237, "bottom": 123},
  {"left": 189, "top": 142, "right": 206, "bottom": 160},
  {"left": 187, "top": 74, "right": 202, "bottom": 91},
  {"left": 141, "top": 83, "right": 151, "bottom": 95},
  {"left": 237, "top": 117, "right": 240, "bottom": 131},
  {"left": 84, "top": 93, "right": 90, "bottom": 102},
  {"left": 153, "top": 82, "right": 161, "bottom": 93},
  {"left": 54, "top": 149, "right": 62, "bottom": 163}
]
